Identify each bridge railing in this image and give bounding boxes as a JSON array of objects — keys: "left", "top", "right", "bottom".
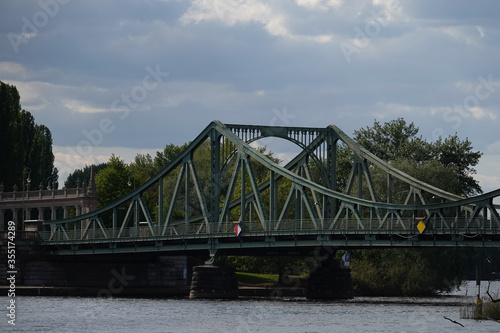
[
  {"left": 0, "top": 231, "right": 40, "bottom": 241},
  {"left": 240, "top": 217, "right": 499, "bottom": 234},
  {"left": 37, "top": 216, "right": 499, "bottom": 243},
  {"left": 0, "top": 187, "right": 89, "bottom": 202},
  {"left": 38, "top": 224, "right": 207, "bottom": 242}
]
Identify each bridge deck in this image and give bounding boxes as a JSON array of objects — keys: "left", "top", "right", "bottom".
[{"left": 26, "top": 217, "right": 500, "bottom": 255}]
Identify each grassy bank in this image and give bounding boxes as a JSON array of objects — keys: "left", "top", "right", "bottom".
[
  {"left": 236, "top": 272, "right": 278, "bottom": 286},
  {"left": 483, "top": 302, "right": 500, "bottom": 320},
  {"left": 461, "top": 301, "right": 500, "bottom": 321}
]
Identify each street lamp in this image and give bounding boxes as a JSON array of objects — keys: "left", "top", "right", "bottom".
[
  {"left": 47, "top": 176, "right": 54, "bottom": 190},
  {"left": 23, "top": 167, "right": 31, "bottom": 192},
  {"left": 22, "top": 167, "right": 31, "bottom": 227},
  {"left": 127, "top": 174, "right": 136, "bottom": 190}
]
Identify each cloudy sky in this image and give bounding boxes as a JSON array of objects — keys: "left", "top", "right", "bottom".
[{"left": 1, "top": 0, "right": 500, "bottom": 193}]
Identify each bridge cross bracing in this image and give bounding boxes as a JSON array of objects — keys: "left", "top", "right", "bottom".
[{"left": 23, "top": 121, "right": 500, "bottom": 254}]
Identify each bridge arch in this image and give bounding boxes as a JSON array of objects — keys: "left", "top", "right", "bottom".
[{"left": 28, "top": 121, "right": 500, "bottom": 254}]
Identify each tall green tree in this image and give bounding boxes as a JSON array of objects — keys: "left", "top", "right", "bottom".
[
  {"left": 66, "top": 163, "right": 108, "bottom": 188},
  {"left": 129, "top": 153, "right": 155, "bottom": 186},
  {"left": 95, "top": 154, "right": 130, "bottom": 208},
  {"left": 348, "top": 248, "right": 463, "bottom": 296},
  {"left": 0, "top": 81, "right": 55, "bottom": 190},
  {"left": 154, "top": 143, "right": 189, "bottom": 174},
  {"left": 354, "top": 118, "right": 429, "bottom": 162},
  {"left": 353, "top": 117, "right": 482, "bottom": 197},
  {"left": 30, "top": 124, "right": 58, "bottom": 189},
  {"left": 346, "top": 118, "right": 482, "bottom": 296},
  {"left": 0, "top": 81, "right": 22, "bottom": 190},
  {"left": 431, "top": 135, "right": 482, "bottom": 196}
]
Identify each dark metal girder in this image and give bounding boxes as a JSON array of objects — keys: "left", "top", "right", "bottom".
[
  {"left": 39, "top": 120, "right": 500, "bottom": 257},
  {"left": 43, "top": 231, "right": 500, "bottom": 255}
]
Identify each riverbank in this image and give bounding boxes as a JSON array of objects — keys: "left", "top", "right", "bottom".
[
  {"left": 0, "top": 285, "right": 191, "bottom": 297},
  {"left": 1, "top": 285, "right": 307, "bottom": 298},
  {"left": 2, "top": 280, "right": 497, "bottom": 303},
  {"left": 0, "top": 284, "right": 476, "bottom": 306},
  {"left": 3, "top": 295, "right": 499, "bottom": 332}
]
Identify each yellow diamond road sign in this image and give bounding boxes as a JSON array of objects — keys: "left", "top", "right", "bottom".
[{"left": 417, "top": 221, "right": 426, "bottom": 234}]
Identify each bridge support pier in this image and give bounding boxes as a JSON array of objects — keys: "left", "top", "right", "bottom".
[
  {"left": 189, "top": 264, "right": 238, "bottom": 299},
  {"left": 306, "top": 258, "right": 353, "bottom": 299}
]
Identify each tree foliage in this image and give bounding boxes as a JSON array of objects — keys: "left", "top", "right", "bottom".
[
  {"left": 353, "top": 118, "right": 482, "bottom": 197},
  {"left": 431, "top": 135, "right": 482, "bottom": 196},
  {"left": 348, "top": 248, "right": 463, "bottom": 296},
  {"left": 65, "top": 163, "right": 108, "bottom": 188},
  {"left": 0, "top": 81, "right": 56, "bottom": 190},
  {"left": 95, "top": 154, "right": 130, "bottom": 208},
  {"left": 347, "top": 118, "right": 483, "bottom": 295},
  {"left": 354, "top": 118, "right": 426, "bottom": 162},
  {"left": 153, "top": 143, "right": 189, "bottom": 174}
]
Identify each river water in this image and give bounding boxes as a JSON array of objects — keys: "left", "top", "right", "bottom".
[{"left": 2, "top": 281, "right": 499, "bottom": 332}]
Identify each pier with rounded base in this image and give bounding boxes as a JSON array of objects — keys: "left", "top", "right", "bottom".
[
  {"left": 189, "top": 265, "right": 238, "bottom": 299},
  {"left": 306, "top": 258, "right": 353, "bottom": 299}
]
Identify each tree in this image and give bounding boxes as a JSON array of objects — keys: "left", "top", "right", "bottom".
[
  {"left": 353, "top": 118, "right": 482, "bottom": 197},
  {"left": 348, "top": 248, "right": 463, "bottom": 296},
  {"left": 65, "top": 163, "right": 108, "bottom": 188},
  {"left": 0, "top": 81, "right": 56, "bottom": 190},
  {"left": 153, "top": 143, "right": 189, "bottom": 174},
  {"left": 95, "top": 154, "right": 130, "bottom": 208},
  {"left": 0, "top": 81, "right": 22, "bottom": 190},
  {"left": 30, "top": 124, "right": 57, "bottom": 189},
  {"left": 431, "top": 135, "right": 482, "bottom": 197},
  {"left": 345, "top": 118, "right": 483, "bottom": 296},
  {"left": 354, "top": 118, "right": 429, "bottom": 162}
]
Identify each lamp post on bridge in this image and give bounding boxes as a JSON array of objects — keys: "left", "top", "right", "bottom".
[
  {"left": 47, "top": 176, "right": 54, "bottom": 190},
  {"left": 23, "top": 167, "right": 31, "bottom": 192},
  {"left": 127, "top": 174, "right": 136, "bottom": 190},
  {"left": 22, "top": 167, "right": 32, "bottom": 229}
]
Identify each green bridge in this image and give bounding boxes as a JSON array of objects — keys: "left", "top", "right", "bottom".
[{"left": 35, "top": 121, "right": 500, "bottom": 256}]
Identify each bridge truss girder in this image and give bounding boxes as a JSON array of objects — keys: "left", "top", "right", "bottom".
[{"left": 43, "top": 121, "right": 500, "bottom": 251}]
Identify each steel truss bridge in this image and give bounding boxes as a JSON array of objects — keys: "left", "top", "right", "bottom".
[{"left": 41, "top": 121, "right": 500, "bottom": 255}]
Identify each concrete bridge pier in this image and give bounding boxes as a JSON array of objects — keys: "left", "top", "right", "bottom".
[
  {"left": 189, "top": 254, "right": 238, "bottom": 299},
  {"left": 306, "top": 257, "right": 353, "bottom": 299}
]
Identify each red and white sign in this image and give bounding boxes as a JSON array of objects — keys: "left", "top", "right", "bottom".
[{"left": 234, "top": 224, "right": 242, "bottom": 236}]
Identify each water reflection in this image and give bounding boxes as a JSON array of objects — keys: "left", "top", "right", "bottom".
[{"left": 1, "top": 281, "right": 499, "bottom": 333}]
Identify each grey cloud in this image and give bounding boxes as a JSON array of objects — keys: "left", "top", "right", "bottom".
[{"left": 0, "top": 0, "right": 499, "bottom": 189}]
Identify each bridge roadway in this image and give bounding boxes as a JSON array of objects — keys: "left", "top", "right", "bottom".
[{"left": 38, "top": 217, "right": 500, "bottom": 256}]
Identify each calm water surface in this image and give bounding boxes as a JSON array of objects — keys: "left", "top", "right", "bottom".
[{"left": 2, "top": 281, "right": 499, "bottom": 332}]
